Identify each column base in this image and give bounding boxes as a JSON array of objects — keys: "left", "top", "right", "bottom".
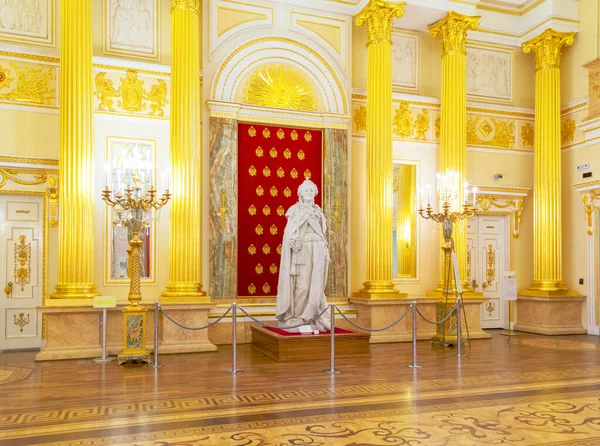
[
  {"left": 515, "top": 294, "right": 586, "bottom": 335},
  {"left": 50, "top": 283, "right": 99, "bottom": 300},
  {"left": 161, "top": 283, "right": 211, "bottom": 304},
  {"left": 354, "top": 281, "right": 406, "bottom": 300}
]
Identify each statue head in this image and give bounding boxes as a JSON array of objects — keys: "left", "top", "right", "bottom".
[{"left": 297, "top": 178, "right": 318, "bottom": 204}]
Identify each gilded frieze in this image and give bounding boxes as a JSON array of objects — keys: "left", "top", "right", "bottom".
[
  {"left": 561, "top": 118, "right": 577, "bottom": 145},
  {"left": 466, "top": 115, "right": 515, "bottom": 148},
  {"left": 0, "top": 60, "right": 57, "bottom": 106},
  {"left": 353, "top": 106, "right": 367, "bottom": 132},
  {"left": 520, "top": 122, "right": 534, "bottom": 148}
]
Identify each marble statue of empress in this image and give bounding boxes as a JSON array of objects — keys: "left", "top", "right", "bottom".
[{"left": 276, "top": 179, "right": 331, "bottom": 332}]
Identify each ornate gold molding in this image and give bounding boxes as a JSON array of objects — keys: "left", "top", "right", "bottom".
[
  {"left": 171, "top": 0, "right": 200, "bottom": 14},
  {"left": 476, "top": 195, "right": 524, "bottom": 238},
  {"left": 523, "top": 29, "right": 576, "bottom": 72},
  {"left": 582, "top": 192, "right": 600, "bottom": 236},
  {"left": 0, "top": 169, "right": 47, "bottom": 189},
  {"left": 356, "top": 0, "right": 406, "bottom": 46},
  {"left": 244, "top": 66, "right": 316, "bottom": 112},
  {"left": 428, "top": 11, "right": 480, "bottom": 56}
]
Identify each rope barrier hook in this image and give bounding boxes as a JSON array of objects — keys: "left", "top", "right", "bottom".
[
  {"left": 407, "top": 302, "right": 422, "bottom": 369},
  {"left": 324, "top": 304, "right": 340, "bottom": 375}
]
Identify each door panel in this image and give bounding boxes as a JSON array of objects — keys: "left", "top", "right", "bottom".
[
  {"left": 480, "top": 236, "right": 502, "bottom": 328},
  {"left": 0, "top": 195, "right": 43, "bottom": 350}
]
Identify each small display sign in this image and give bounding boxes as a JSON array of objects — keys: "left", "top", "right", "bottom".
[
  {"left": 93, "top": 296, "right": 117, "bottom": 308},
  {"left": 503, "top": 279, "right": 517, "bottom": 301}
]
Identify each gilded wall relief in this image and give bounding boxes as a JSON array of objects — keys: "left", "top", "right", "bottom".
[
  {"left": 0, "top": 60, "right": 57, "bottom": 107},
  {"left": 391, "top": 30, "right": 419, "bottom": 93},
  {"left": 467, "top": 43, "right": 514, "bottom": 104},
  {"left": 104, "top": 0, "right": 159, "bottom": 60},
  {"left": 561, "top": 117, "right": 577, "bottom": 145},
  {"left": 467, "top": 115, "right": 516, "bottom": 148},
  {"left": 0, "top": 0, "right": 53, "bottom": 45},
  {"left": 94, "top": 69, "right": 169, "bottom": 117}
]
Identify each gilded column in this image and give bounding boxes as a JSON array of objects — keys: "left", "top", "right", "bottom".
[
  {"left": 50, "top": 0, "right": 98, "bottom": 300},
  {"left": 162, "top": 0, "right": 208, "bottom": 302},
  {"left": 428, "top": 12, "right": 480, "bottom": 294},
  {"left": 521, "top": 29, "right": 576, "bottom": 296},
  {"left": 356, "top": 0, "right": 405, "bottom": 299}
]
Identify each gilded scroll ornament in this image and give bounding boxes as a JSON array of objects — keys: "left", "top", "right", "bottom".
[
  {"left": 356, "top": 0, "right": 406, "bottom": 45},
  {"left": 248, "top": 205, "right": 257, "bottom": 216},
  {"left": 466, "top": 249, "right": 472, "bottom": 282},
  {"left": 270, "top": 186, "right": 278, "bottom": 197},
  {"left": 256, "top": 146, "right": 264, "bottom": 157},
  {"left": 255, "top": 263, "right": 264, "bottom": 274},
  {"left": 263, "top": 166, "right": 271, "bottom": 177},
  {"left": 467, "top": 116, "right": 515, "bottom": 148},
  {"left": 263, "top": 205, "right": 271, "bottom": 216},
  {"left": 297, "top": 150, "right": 305, "bottom": 160},
  {"left": 256, "top": 224, "right": 264, "bottom": 235},
  {"left": 523, "top": 29, "right": 575, "bottom": 72},
  {"left": 248, "top": 283, "right": 256, "bottom": 294},
  {"left": 304, "top": 131, "right": 312, "bottom": 142},
  {"left": 434, "top": 116, "right": 441, "bottom": 140},
  {"left": 284, "top": 187, "right": 291, "bottom": 198},
  {"left": 245, "top": 66, "right": 316, "bottom": 111},
  {"left": 256, "top": 185, "right": 264, "bottom": 196},
  {"left": 277, "top": 244, "right": 282, "bottom": 254},
  {"left": 277, "top": 167, "right": 285, "bottom": 178},
  {"left": 270, "top": 147, "right": 278, "bottom": 158},
  {"left": 476, "top": 195, "right": 524, "bottom": 238},
  {"left": 428, "top": 11, "right": 480, "bottom": 56},
  {"left": 277, "top": 129, "right": 285, "bottom": 139},
  {"left": 248, "top": 126, "right": 257, "bottom": 137},
  {"left": 94, "top": 74, "right": 118, "bottom": 112},
  {"left": 147, "top": 79, "right": 168, "bottom": 117},
  {"left": 270, "top": 225, "right": 278, "bottom": 235},
  {"left": 172, "top": 0, "right": 200, "bottom": 13},
  {"left": 219, "top": 189, "right": 227, "bottom": 231},
  {"left": 47, "top": 176, "right": 59, "bottom": 227},
  {"left": 0, "top": 61, "right": 55, "bottom": 105},
  {"left": 14, "top": 312, "right": 30, "bottom": 333},
  {"left": 290, "top": 168, "right": 298, "bottom": 179},
  {"left": 486, "top": 244, "right": 496, "bottom": 286},
  {"left": 117, "top": 69, "right": 146, "bottom": 113},
  {"left": 583, "top": 194, "right": 595, "bottom": 236},
  {"left": 521, "top": 123, "right": 534, "bottom": 147},
  {"left": 262, "top": 244, "right": 271, "bottom": 255},
  {"left": 14, "top": 235, "right": 31, "bottom": 291},
  {"left": 263, "top": 128, "right": 271, "bottom": 138},
  {"left": 248, "top": 244, "right": 257, "bottom": 255},
  {"left": 333, "top": 194, "right": 340, "bottom": 232},
  {"left": 262, "top": 283, "right": 271, "bottom": 293},
  {"left": 304, "top": 169, "right": 312, "bottom": 179},
  {"left": 415, "top": 109, "right": 429, "bottom": 140},
  {"left": 277, "top": 206, "right": 285, "bottom": 216},
  {"left": 393, "top": 101, "right": 414, "bottom": 138},
  {"left": 561, "top": 118, "right": 576, "bottom": 144},
  {"left": 291, "top": 130, "right": 299, "bottom": 141},
  {"left": 270, "top": 264, "right": 278, "bottom": 274},
  {"left": 249, "top": 165, "right": 257, "bottom": 176},
  {"left": 0, "top": 169, "right": 47, "bottom": 189},
  {"left": 485, "top": 302, "right": 495, "bottom": 316},
  {"left": 353, "top": 106, "right": 367, "bottom": 132}
]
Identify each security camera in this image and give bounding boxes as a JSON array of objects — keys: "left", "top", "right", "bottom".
[{"left": 493, "top": 173, "right": 503, "bottom": 181}]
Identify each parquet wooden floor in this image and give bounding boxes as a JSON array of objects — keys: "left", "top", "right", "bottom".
[{"left": 1, "top": 331, "right": 600, "bottom": 445}]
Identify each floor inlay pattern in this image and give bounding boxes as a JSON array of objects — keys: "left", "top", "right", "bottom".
[
  {"left": 510, "top": 337, "right": 600, "bottom": 351},
  {"left": 0, "top": 365, "right": 31, "bottom": 386}
]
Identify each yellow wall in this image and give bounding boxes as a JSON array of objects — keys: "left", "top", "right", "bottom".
[
  {"left": 514, "top": 48, "right": 536, "bottom": 109},
  {"left": 420, "top": 31, "right": 442, "bottom": 99},
  {"left": 0, "top": 110, "right": 59, "bottom": 158}
]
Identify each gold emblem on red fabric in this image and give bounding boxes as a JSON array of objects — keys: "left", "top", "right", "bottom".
[
  {"left": 256, "top": 146, "right": 264, "bottom": 157},
  {"left": 284, "top": 148, "right": 292, "bottom": 159},
  {"left": 277, "top": 129, "right": 285, "bottom": 139},
  {"left": 291, "top": 130, "right": 298, "bottom": 141},
  {"left": 248, "top": 244, "right": 257, "bottom": 255},
  {"left": 262, "top": 244, "right": 271, "bottom": 255},
  {"left": 255, "top": 263, "right": 264, "bottom": 274},
  {"left": 263, "top": 166, "right": 271, "bottom": 177},
  {"left": 270, "top": 264, "right": 278, "bottom": 274},
  {"left": 270, "top": 186, "right": 278, "bottom": 197},
  {"left": 248, "top": 126, "right": 257, "bottom": 137},
  {"left": 270, "top": 147, "right": 277, "bottom": 158},
  {"left": 277, "top": 206, "right": 285, "bottom": 216},
  {"left": 263, "top": 205, "right": 271, "bottom": 216},
  {"left": 297, "top": 149, "right": 305, "bottom": 160},
  {"left": 262, "top": 128, "right": 271, "bottom": 138},
  {"left": 248, "top": 165, "right": 257, "bottom": 176},
  {"left": 248, "top": 283, "right": 257, "bottom": 294},
  {"left": 255, "top": 224, "right": 263, "bottom": 235},
  {"left": 262, "top": 283, "right": 271, "bottom": 293},
  {"left": 270, "top": 225, "right": 278, "bottom": 235},
  {"left": 277, "top": 167, "right": 285, "bottom": 178},
  {"left": 284, "top": 187, "right": 291, "bottom": 198},
  {"left": 277, "top": 244, "right": 282, "bottom": 255},
  {"left": 290, "top": 168, "right": 298, "bottom": 179},
  {"left": 304, "top": 169, "right": 311, "bottom": 179},
  {"left": 248, "top": 204, "right": 257, "bottom": 216},
  {"left": 256, "top": 185, "right": 264, "bottom": 196},
  {"left": 304, "top": 131, "right": 312, "bottom": 142}
]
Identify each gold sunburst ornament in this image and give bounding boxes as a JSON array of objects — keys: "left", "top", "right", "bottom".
[{"left": 244, "top": 66, "right": 317, "bottom": 111}]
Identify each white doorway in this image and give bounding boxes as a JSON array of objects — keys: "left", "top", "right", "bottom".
[
  {"left": 0, "top": 194, "right": 43, "bottom": 351},
  {"left": 467, "top": 215, "right": 509, "bottom": 329}
]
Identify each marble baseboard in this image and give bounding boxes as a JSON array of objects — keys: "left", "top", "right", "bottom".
[{"left": 515, "top": 294, "right": 587, "bottom": 335}]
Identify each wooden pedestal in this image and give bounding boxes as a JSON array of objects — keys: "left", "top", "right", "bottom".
[{"left": 250, "top": 326, "right": 370, "bottom": 362}]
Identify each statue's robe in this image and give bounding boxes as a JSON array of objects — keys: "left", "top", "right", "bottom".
[{"left": 276, "top": 202, "right": 331, "bottom": 331}]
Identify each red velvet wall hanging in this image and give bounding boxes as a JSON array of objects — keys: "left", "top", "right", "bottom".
[{"left": 237, "top": 123, "right": 323, "bottom": 298}]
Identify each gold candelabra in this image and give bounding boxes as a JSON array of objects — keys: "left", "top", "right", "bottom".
[
  {"left": 102, "top": 176, "right": 170, "bottom": 365},
  {"left": 418, "top": 171, "right": 477, "bottom": 346}
]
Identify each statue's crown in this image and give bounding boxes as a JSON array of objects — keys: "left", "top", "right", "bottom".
[{"left": 297, "top": 178, "right": 318, "bottom": 197}]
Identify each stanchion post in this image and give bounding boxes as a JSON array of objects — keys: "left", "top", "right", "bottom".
[
  {"left": 324, "top": 304, "right": 340, "bottom": 375},
  {"left": 93, "top": 308, "right": 112, "bottom": 363},
  {"left": 228, "top": 303, "right": 242, "bottom": 374},
  {"left": 148, "top": 301, "right": 164, "bottom": 368},
  {"left": 456, "top": 298, "right": 466, "bottom": 358},
  {"left": 408, "top": 302, "right": 422, "bottom": 368}
]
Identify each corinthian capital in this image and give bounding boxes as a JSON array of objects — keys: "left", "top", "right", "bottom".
[
  {"left": 428, "top": 11, "right": 480, "bottom": 56},
  {"left": 356, "top": 0, "right": 406, "bottom": 46},
  {"left": 171, "top": 0, "right": 200, "bottom": 14},
  {"left": 523, "top": 29, "right": 576, "bottom": 71}
]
